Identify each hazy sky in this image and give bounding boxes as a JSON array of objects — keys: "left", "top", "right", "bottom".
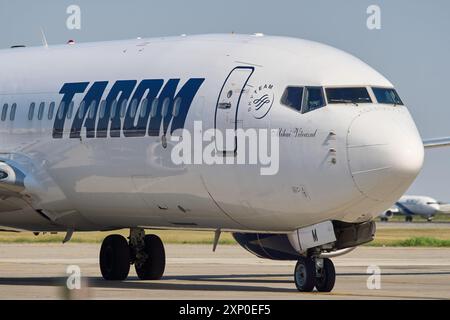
[{"left": 1, "top": 0, "right": 449, "bottom": 200}]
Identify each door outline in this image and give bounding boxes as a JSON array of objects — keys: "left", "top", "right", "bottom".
[{"left": 214, "top": 66, "right": 255, "bottom": 154}]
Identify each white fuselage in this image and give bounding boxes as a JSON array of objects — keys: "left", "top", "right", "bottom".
[{"left": 0, "top": 34, "right": 424, "bottom": 233}]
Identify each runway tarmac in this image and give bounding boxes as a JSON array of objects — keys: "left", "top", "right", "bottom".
[
  {"left": 0, "top": 243, "right": 449, "bottom": 299},
  {"left": 376, "top": 221, "right": 450, "bottom": 229}
]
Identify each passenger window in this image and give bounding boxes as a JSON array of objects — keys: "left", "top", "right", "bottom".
[
  {"left": 78, "top": 101, "right": 86, "bottom": 119},
  {"left": 38, "top": 102, "right": 45, "bottom": 120},
  {"left": 130, "top": 99, "right": 138, "bottom": 118},
  {"left": 88, "top": 101, "right": 97, "bottom": 119},
  {"left": 303, "top": 87, "right": 325, "bottom": 113},
  {"left": 28, "top": 103, "right": 36, "bottom": 120},
  {"left": 140, "top": 99, "right": 148, "bottom": 117},
  {"left": 57, "top": 102, "right": 65, "bottom": 120},
  {"left": 110, "top": 100, "right": 118, "bottom": 119},
  {"left": 48, "top": 102, "right": 55, "bottom": 120},
  {"left": 1, "top": 104, "right": 8, "bottom": 121},
  {"left": 67, "top": 101, "right": 74, "bottom": 119},
  {"left": 99, "top": 100, "right": 107, "bottom": 119},
  {"left": 10, "top": 103, "right": 16, "bottom": 121},
  {"left": 150, "top": 98, "right": 158, "bottom": 118},
  {"left": 161, "top": 98, "right": 170, "bottom": 117},
  {"left": 120, "top": 100, "right": 127, "bottom": 118},
  {"left": 173, "top": 97, "right": 182, "bottom": 117},
  {"left": 281, "top": 87, "right": 303, "bottom": 111}
]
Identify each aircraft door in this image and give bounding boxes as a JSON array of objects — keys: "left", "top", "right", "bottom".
[{"left": 214, "top": 67, "right": 254, "bottom": 153}]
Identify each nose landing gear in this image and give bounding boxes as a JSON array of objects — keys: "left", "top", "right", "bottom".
[
  {"left": 294, "top": 256, "right": 336, "bottom": 292},
  {"left": 99, "top": 228, "right": 166, "bottom": 281}
]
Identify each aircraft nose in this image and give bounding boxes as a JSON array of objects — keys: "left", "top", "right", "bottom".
[
  {"left": 432, "top": 203, "right": 441, "bottom": 211},
  {"left": 347, "top": 110, "right": 424, "bottom": 202}
]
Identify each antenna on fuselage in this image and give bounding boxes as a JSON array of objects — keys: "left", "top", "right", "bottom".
[{"left": 40, "top": 27, "right": 49, "bottom": 49}]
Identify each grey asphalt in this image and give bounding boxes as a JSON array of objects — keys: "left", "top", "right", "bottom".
[{"left": 0, "top": 243, "right": 449, "bottom": 299}]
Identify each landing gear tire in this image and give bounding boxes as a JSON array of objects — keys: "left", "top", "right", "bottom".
[
  {"left": 135, "top": 234, "right": 166, "bottom": 280},
  {"left": 315, "top": 258, "right": 336, "bottom": 292},
  {"left": 294, "top": 257, "right": 316, "bottom": 292},
  {"left": 405, "top": 216, "right": 413, "bottom": 223},
  {"left": 100, "top": 234, "right": 130, "bottom": 281}
]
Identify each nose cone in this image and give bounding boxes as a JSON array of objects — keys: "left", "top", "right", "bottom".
[
  {"left": 425, "top": 204, "right": 440, "bottom": 215},
  {"left": 347, "top": 109, "right": 424, "bottom": 202}
]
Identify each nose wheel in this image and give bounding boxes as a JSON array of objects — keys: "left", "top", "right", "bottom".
[
  {"left": 315, "top": 258, "right": 336, "bottom": 292},
  {"left": 294, "top": 257, "right": 336, "bottom": 292}
]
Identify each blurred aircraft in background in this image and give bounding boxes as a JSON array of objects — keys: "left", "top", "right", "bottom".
[{"left": 380, "top": 195, "right": 450, "bottom": 222}]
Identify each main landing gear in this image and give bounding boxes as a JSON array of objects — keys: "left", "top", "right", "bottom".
[
  {"left": 99, "top": 228, "right": 166, "bottom": 281},
  {"left": 294, "top": 256, "right": 336, "bottom": 292}
]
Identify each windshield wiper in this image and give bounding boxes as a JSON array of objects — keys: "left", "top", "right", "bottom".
[
  {"left": 329, "top": 99, "right": 352, "bottom": 103},
  {"left": 329, "top": 99, "right": 359, "bottom": 106}
]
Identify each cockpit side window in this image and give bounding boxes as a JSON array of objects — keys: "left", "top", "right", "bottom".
[
  {"left": 303, "top": 87, "right": 325, "bottom": 113},
  {"left": 372, "top": 87, "right": 404, "bottom": 105},
  {"left": 281, "top": 86, "right": 303, "bottom": 111}
]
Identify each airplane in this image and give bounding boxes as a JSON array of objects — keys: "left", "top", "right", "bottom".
[
  {"left": 380, "top": 195, "right": 441, "bottom": 222},
  {"left": 0, "top": 33, "right": 449, "bottom": 293}
]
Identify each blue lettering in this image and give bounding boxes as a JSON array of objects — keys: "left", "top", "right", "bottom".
[
  {"left": 96, "top": 80, "right": 137, "bottom": 138},
  {"left": 70, "top": 81, "right": 108, "bottom": 139},
  {"left": 53, "top": 82, "right": 89, "bottom": 139},
  {"left": 123, "top": 79, "right": 164, "bottom": 137},
  {"left": 148, "top": 78, "right": 205, "bottom": 136},
  {"left": 53, "top": 78, "right": 205, "bottom": 139},
  {"left": 168, "top": 78, "right": 204, "bottom": 135}
]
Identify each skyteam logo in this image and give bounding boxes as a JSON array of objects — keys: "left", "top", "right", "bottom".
[
  {"left": 248, "top": 83, "right": 274, "bottom": 119},
  {"left": 53, "top": 78, "right": 205, "bottom": 139}
]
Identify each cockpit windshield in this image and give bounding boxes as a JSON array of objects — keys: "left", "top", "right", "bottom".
[
  {"left": 372, "top": 87, "right": 404, "bottom": 105},
  {"left": 326, "top": 87, "right": 372, "bottom": 104}
]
